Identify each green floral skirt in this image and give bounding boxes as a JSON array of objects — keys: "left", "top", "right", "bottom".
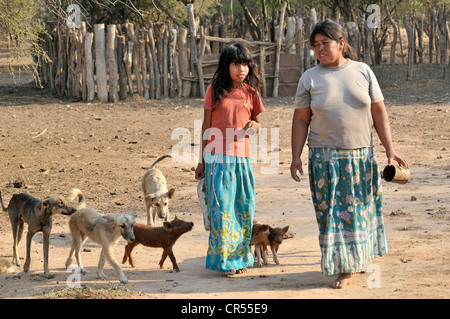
[
  {"left": 308, "top": 147, "right": 387, "bottom": 275},
  {"left": 204, "top": 152, "right": 255, "bottom": 272}
]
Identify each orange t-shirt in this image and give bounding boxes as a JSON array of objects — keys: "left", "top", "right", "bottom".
[{"left": 203, "top": 84, "right": 264, "bottom": 158}]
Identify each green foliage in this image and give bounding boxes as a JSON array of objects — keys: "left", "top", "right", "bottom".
[{"left": 0, "top": 0, "right": 49, "bottom": 85}]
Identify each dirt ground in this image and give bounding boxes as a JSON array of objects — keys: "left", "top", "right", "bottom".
[{"left": 0, "top": 64, "right": 449, "bottom": 302}]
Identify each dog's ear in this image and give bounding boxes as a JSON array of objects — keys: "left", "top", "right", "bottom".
[
  {"left": 38, "top": 199, "right": 49, "bottom": 211},
  {"left": 283, "top": 226, "right": 289, "bottom": 234},
  {"left": 127, "top": 213, "right": 137, "bottom": 220},
  {"left": 168, "top": 188, "right": 175, "bottom": 199},
  {"left": 262, "top": 224, "right": 269, "bottom": 232},
  {"left": 163, "top": 221, "right": 173, "bottom": 232}
]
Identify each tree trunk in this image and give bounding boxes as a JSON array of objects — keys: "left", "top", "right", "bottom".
[
  {"left": 237, "top": 0, "right": 261, "bottom": 40},
  {"left": 437, "top": 4, "right": 448, "bottom": 78},
  {"left": 385, "top": 5, "right": 397, "bottom": 65},
  {"left": 403, "top": 16, "right": 415, "bottom": 81}
]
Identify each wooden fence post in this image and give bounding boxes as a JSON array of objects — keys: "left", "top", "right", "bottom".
[
  {"left": 273, "top": 1, "right": 287, "bottom": 98},
  {"left": 94, "top": 24, "right": 108, "bottom": 102},
  {"left": 107, "top": 24, "right": 119, "bottom": 102},
  {"left": 124, "top": 41, "right": 134, "bottom": 96},
  {"left": 117, "top": 35, "right": 128, "bottom": 100},
  {"left": 169, "top": 26, "right": 178, "bottom": 98},
  {"left": 162, "top": 26, "right": 169, "bottom": 97},
  {"left": 177, "top": 27, "right": 191, "bottom": 98},
  {"left": 127, "top": 23, "right": 143, "bottom": 96},
  {"left": 285, "top": 16, "right": 296, "bottom": 54},
  {"left": 84, "top": 32, "right": 95, "bottom": 102},
  {"left": 79, "top": 22, "right": 87, "bottom": 101},
  {"left": 144, "top": 30, "right": 156, "bottom": 99},
  {"left": 296, "top": 17, "right": 304, "bottom": 74},
  {"left": 187, "top": 3, "right": 205, "bottom": 98},
  {"left": 187, "top": 4, "right": 199, "bottom": 97},
  {"left": 139, "top": 39, "right": 150, "bottom": 99},
  {"left": 148, "top": 26, "right": 160, "bottom": 99}
]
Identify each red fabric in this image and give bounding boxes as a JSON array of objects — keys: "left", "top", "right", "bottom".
[{"left": 204, "top": 84, "right": 264, "bottom": 157}]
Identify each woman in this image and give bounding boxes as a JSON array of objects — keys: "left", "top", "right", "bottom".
[{"left": 290, "top": 20, "right": 409, "bottom": 288}]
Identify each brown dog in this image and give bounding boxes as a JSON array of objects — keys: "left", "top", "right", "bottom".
[
  {"left": 0, "top": 189, "right": 81, "bottom": 278},
  {"left": 122, "top": 215, "right": 193, "bottom": 272}
]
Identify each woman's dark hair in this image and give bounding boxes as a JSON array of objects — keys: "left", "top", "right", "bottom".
[
  {"left": 310, "top": 19, "right": 357, "bottom": 60},
  {"left": 211, "top": 43, "right": 262, "bottom": 109}
]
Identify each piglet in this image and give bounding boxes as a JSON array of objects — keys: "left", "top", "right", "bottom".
[
  {"left": 250, "top": 222, "right": 270, "bottom": 267},
  {"left": 122, "top": 214, "right": 193, "bottom": 272},
  {"left": 268, "top": 226, "right": 289, "bottom": 265}
]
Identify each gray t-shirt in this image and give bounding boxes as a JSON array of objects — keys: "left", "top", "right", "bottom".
[{"left": 295, "top": 59, "right": 384, "bottom": 149}]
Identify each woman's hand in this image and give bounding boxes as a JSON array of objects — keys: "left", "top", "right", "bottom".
[
  {"left": 290, "top": 158, "right": 304, "bottom": 182},
  {"left": 386, "top": 149, "right": 409, "bottom": 169}
]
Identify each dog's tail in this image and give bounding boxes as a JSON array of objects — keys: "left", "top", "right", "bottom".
[
  {"left": 149, "top": 155, "right": 172, "bottom": 169},
  {"left": 68, "top": 188, "right": 86, "bottom": 209},
  {"left": 0, "top": 190, "right": 8, "bottom": 212}
]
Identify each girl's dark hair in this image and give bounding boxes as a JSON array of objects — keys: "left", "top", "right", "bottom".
[
  {"left": 211, "top": 43, "right": 262, "bottom": 109},
  {"left": 310, "top": 19, "right": 357, "bottom": 60}
]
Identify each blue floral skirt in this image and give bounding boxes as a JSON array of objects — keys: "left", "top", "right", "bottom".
[
  {"left": 204, "top": 152, "right": 255, "bottom": 272},
  {"left": 308, "top": 148, "right": 387, "bottom": 275}
]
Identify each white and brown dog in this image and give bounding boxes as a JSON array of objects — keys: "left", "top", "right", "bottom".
[
  {"left": 142, "top": 155, "right": 175, "bottom": 226},
  {"left": 65, "top": 188, "right": 136, "bottom": 284}
]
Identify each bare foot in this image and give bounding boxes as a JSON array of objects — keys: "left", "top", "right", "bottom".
[
  {"left": 222, "top": 270, "right": 236, "bottom": 276},
  {"left": 236, "top": 268, "right": 247, "bottom": 274},
  {"left": 222, "top": 269, "right": 247, "bottom": 276},
  {"left": 329, "top": 273, "right": 352, "bottom": 289}
]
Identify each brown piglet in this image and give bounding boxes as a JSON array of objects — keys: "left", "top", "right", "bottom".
[
  {"left": 250, "top": 222, "right": 270, "bottom": 267},
  {"left": 268, "top": 226, "right": 289, "bottom": 265},
  {"left": 122, "top": 215, "right": 193, "bottom": 272}
]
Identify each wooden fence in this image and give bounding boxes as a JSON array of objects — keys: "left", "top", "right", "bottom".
[
  {"left": 37, "top": 3, "right": 309, "bottom": 102},
  {"left": 37, "top": 3, "right": 448, "bottom": 103}
]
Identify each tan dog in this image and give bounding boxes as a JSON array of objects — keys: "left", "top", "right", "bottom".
[
  {"left": 0, "top": 189, "right": 81, "bottom": 278},
  {"left": 65, "top": 189, "right": 136, "bottom": 284},
  {"left": 142, "top": 155, "right": 175, "bottom": 226}
]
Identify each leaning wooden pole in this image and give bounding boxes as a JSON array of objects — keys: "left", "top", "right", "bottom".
[
  {"left": 187, "top": 3, "right": 205, "bottom": 98},
  {"left": 177, "top": 27, "right": 191, "bottom": 98}
]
